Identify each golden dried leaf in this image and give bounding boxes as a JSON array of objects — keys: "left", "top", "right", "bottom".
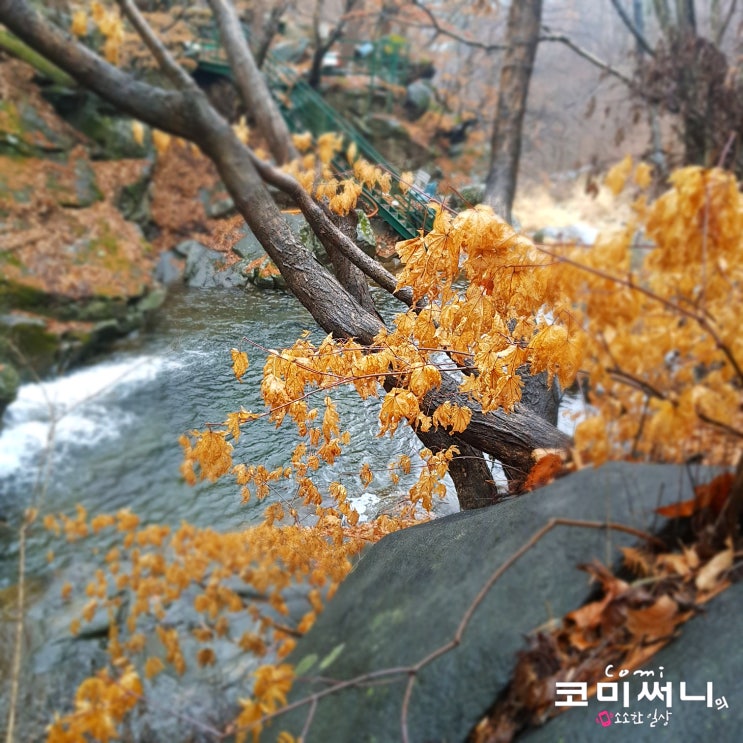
[
  {"left": 634, "top": 161, "right": 653, "bottom": 188},
  {"left": 144, "top": 656, "right": 164, "bottom": 679},
  {"left": 71, "top": 10, "right": 88, "bottom": 37},
  {"left": 292, "top": 132, "right": 313, "bottom": 152},
  {"left": 620, "top": 546, "right": 651, "bottom": 577},
  {"left": 695, "top": 545, "right": 733, "bottom": 593},
  {"left": 523, "top": 453, "right": 564, "bottom": 492},
  {"left": 231, "top": 348, "right": 249, "bottom": 382},
  {"left": 197, "top": 648, "right": 216, "bottom": 667},
  {"left": 605, "top": 154, "right": 633, "bottom": 195},
  {"left": 131, "top": 120, "right": 145, "bottom": 146},
  {"left": 360, "top": 462, "right": 374, "bottom": 487},
  {"left": 626, "top": 594, "right": 680, "bottom": 642},
  {"left": 152, "top": 129, "right": 171, "bottom": 154}
]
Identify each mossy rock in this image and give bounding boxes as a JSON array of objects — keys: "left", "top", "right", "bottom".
[
  {"left": 0, "top": 275, "right": 52, "bottom": 315},
  {"left": 0, "top": 312, "right": 67, "bottom": 376},
  {"left": 0, "top": 58, "right": 79, "bottom": 157},
  {"left": 59, "top": 95, "right": 150, "bottom": 160},
  {"left": 355, "top": 209, "right": 376, "bottom": 251},
  {"left": 1, "top": 202, "right": 155, "bottom": 313},
  {"left": 0, "top": 97, "right": 76, "bottom": 157},
  {"left": 447, "top": 183, "right": 486, "bottom": 210},
  {"left": 0, "top": 359, "right": 20, "bottom": 414},
  {"left": 114, "top": 162, "right": 154, "bottom": 228}
]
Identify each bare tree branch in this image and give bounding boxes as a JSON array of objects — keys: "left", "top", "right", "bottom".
[
  {"left": 409, "top": 0, "right": 507, "bottom": 52},
  {"left": 116, "top": 0, "right": 197, "bottom": 90},
  {"left": 206, "top": 0, "right": 297, "bottom": 164},
  {"left": 253, "top": 0, "right": 291, "bottom": 67},
  {"left": 308, "top": 0, "right": 361, "bottom": 87},
  {"left": 675, "top": 0, "right": 697, "bottom": 33},
  {"left": 540, "top": 25, "right": 635, "bottom": 88},
  {"left": 712, "top": 0, "right": 739, "bottom": 45},
  {"left": 609, "top": 0, "right": 656, "bottom": 56},
  {"left": 653, "top": 0, "right": 672, "bottom": 33}
]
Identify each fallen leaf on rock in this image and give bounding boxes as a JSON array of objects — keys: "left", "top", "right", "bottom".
[
  {"left": 656, "top": 472, "right": 733, "bottom": 518},
  {"left": 625, "top": 594, "right": 684, "bottom": 642},
  {"left": 695, "top": 543, "right": 733, "bottom": 593},
  {"left": 523, "top": 453, "right": 566, "bottom": 491},
  {"left": 620, "top": 546, "right": 651, "bottom": 576}
]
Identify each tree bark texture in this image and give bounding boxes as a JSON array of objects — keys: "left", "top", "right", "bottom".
[
  {"left": 207, "top": 0, "right": 297, "bottom": 164},
  {"left": 484, "top": 0, "right": 542, "bottom": 225}
]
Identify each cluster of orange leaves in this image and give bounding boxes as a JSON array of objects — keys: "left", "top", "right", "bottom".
[
  {"left": 43, "top": 499, "right": 414, "bottom": 741},
  {"left": 70, "top": 1, "right": 199, "bottom": 70},
  {"left": 70, "top": 1, "right": 124, "bottom": 64},
  {"left": 46, "top": 662, "right": 142, "bottom": 743},
  {"left": 567, "top": 162, "right": 743, "bottom": 464},
  {"left": 280, "top": 131, "right": 405, "bottom": 215},
  {"left": 44, "top": 161, "right": 743, "bottom": 741}
]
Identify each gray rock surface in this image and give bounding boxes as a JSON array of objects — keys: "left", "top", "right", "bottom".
[
  {"left": 405, "top": 80, "right": 433, "bottom": 119},
  {"left": 278, "top": 463, "right": 735, "bottom": 742},
  {"left": 183, "top": 242, "right": 248, "bottom": 289},
  {"left": 154, "top": 249, "right": 186, "bottom": 286}
]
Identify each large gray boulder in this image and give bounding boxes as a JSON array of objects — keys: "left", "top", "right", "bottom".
[{"left": 277, "top": 463, "right": 738, "bottom": 742}]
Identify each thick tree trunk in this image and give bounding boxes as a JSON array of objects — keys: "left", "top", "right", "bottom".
[
  {"left": 416, "top": 427, "right": 502, "bottom": 510},
  {"left": 483, "top": 0, "right": 542, "bottom": 224},
  {"left": 324, "top": 213, "right": 383, "bottom": 320}
]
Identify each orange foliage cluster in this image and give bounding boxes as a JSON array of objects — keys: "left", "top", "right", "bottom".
[
  {"left": 560, "top": 164, "right": 743, "bottom": 465},
  {"left": 46, "top": 663, "right": 142, "bottom": 743},
  {"left": 280, "top": 131, "right": 399, "bottom": 216},
  {"left": 70, "top": 2, "right": 199, "bottom": 70},
  {"left": 44, "top": 162, "right": 743, "bottom": 741},
  {"left": 42, "top": 497, "right": 414, "bottom": 741}
]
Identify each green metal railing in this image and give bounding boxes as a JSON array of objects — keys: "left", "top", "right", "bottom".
[{"left": 194, "top": 38, "right": 435, "bottom": 239}]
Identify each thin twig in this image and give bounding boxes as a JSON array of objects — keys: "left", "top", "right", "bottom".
[
  {"left": 300, "top": 697, "right": 318, "bottom": 742},
  {"left": 540, "top": 26, "right": 635, "bottom": 87},
  {"left": 715, "top": 0, "right": 739, "bottom": 45},
  {"left": 717, "top": 131, "right": 737, "bottom": 169},
  {"left": 116, "top": 0, "right": 196, "bottom": 90},
  {"left": 5, "top": 513, "right": 29, "bottom": 743},
  {"left": 409, "top": 0, "right": 507, "bottom": 53}
]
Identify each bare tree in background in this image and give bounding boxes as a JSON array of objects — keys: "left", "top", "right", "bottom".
[
  {"left": 547, "top": 0, "right": 742, "bottom": 176},
  {"left": 483, "top": 0, "right": 542, "bottom": 224},
  {"left": 307, "top": 0, "right": 361, "bottom": 88}
]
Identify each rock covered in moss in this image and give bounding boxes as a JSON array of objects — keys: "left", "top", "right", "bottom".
[{"left": 0, "top": 358, "right": 20, "bottom": 416}]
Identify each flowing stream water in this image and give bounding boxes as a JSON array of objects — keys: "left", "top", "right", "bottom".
[{"left": 0, "top": 287, "right": 447, "bottom": 590}]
